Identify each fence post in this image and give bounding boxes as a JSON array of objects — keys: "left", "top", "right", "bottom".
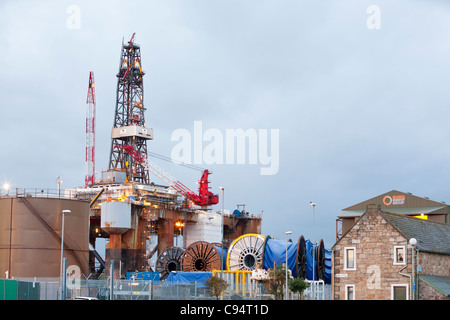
[{"left": 109, "top": 260, "right": 114, "bottom": 300}]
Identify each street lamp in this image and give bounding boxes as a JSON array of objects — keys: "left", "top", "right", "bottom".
[
  {"left": 60, "top": 209, "right": 71, "bottom": 300},
  {"left": 285, "top": 231, "right": 292, "bottom": 300},
  {"left": 3, "top": 183, "right": 10, "bottom": 196},
  {"left": 219, "top": 186, "right": 224, "bottom": 274}
]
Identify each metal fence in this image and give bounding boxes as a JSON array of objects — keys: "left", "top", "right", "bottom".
[
  {"left": 63, "top": 279, "right": 252, "bottom": 300},
  {"left": 0, "top": 188, "right": 77, "bottom": 199},
  {"left": 9, "top": 277, "right": 331, "bottom": 300}
]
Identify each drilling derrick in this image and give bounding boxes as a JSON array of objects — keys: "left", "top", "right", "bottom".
[
  {"left": 109, "top": 33, "right": 153, "bottom": 184},
  {"left": 85, "top": 71, "right": 96, "bottom": 187}
]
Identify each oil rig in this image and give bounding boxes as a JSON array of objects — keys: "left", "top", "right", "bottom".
[
  {"left": 0, "top": 34, "right": 334, "bottom": 289},
  {"left": 67, "top": 33, "right": 262, "bottom": 279}
]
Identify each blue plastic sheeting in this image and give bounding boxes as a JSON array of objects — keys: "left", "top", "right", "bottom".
[
  {"left": 306, "top": 239, "right": 317, "bottom": 280},
  {"left": 232, "top": 209, "right": 242, "bottom": 217},
  {"left": 126, "top": 272, "right": 159, "bottom": 281},
  {"left": 324, "top": 249, "right": 331, "bottom": 284},
  {"left": 263, "top": 239, "right": 297, "bottom": 278},
  {"left": 213, "top": 245, "right": 227, "bottom": 270},
  {"left": 163, "top": 271, "right": 212, "bottom": 288}
]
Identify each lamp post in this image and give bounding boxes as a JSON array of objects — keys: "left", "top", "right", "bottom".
[
  {"left": 285, "top": 231, "right": 292, "bottom": 300},
  {"left": 60, "top": 209, "right": 71, "bottom": 300},
  {"left": 219, "top": 186, "right": 224, "bottom": 274},
  {"left": 409, "top": 238, "right": 417, "bottom": 300},
  {"left": 56, "top": 176, "right": 63, "bottom": 198},
  {"left": 310, "top": 201, "right": 316, "bottom": 299}
]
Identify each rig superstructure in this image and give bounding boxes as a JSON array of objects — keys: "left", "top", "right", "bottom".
[{"left": 67, "top": 34, "right": 261, "bottom": 279}]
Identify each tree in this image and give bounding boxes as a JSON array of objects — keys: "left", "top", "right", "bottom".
[
  {"left": 205, "top": 276, "right": 229, "bottom": 300},
  {"left": 289, "top": 277, "right": 309, "bottom": 300},
  {"left": 267, "top": 265, "right": 287, "bottom": 300}
]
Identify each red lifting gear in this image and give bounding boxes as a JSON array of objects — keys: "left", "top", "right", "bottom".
[{"left": 114, "top": 145, "right": 219, "bottom": 207}]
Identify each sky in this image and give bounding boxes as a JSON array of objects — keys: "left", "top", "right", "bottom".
[{"left": 1, "top": 0, "right": 450, "bottom": 248}]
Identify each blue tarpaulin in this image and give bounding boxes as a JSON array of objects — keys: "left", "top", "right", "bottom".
[
  {"left": 126, "top": 272, "right": 159, "bottom": 281},
  {"left": 306, "top": 239, "right": 317, "bottom": 280},
  {"left": 324, "top": 248, "right": 331, "bottom": 284},
  {"left": 213, "top": 245, "right": 227, "bottom": 270},
  {"left": 261, "top": 237, "right": 331, "bottom": 283},
  {"left": 263, "top": 238, "right": 298, "bottom": 278},
  {"left": 163, "top": 271, "right": 213, "bottom": 287}
]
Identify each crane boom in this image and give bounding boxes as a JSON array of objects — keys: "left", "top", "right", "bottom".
[{"left": 113, "top": 145, "right": 218, "bottom": 206}]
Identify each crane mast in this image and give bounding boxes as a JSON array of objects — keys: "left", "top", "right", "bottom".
[{"left": 85, "top": 70, "right": 96, "bottom": 187}]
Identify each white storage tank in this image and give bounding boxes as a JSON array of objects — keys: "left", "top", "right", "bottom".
[{"left": 101, "top": 201, "right": 132, "bottom": 234}]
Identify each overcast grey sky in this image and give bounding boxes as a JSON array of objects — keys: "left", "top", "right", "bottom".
[{"left": 1, "top": 0, "right": 450, "bottom": 247}]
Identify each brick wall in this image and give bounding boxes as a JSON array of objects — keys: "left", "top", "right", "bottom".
[{"left": 333, "top": 205, "right": 412, "bottom": 300}]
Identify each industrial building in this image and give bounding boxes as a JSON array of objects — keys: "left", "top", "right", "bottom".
[{"left": 336, "top": 190, "right": 450, "bottom": 241}]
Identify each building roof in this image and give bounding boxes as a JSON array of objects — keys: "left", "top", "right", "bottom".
[
  {"left": 380, "top": 211, "right": 450, "bottom": 255},
  {"left": 419, "top": 275, "right": 450, "bottom": 298},
  {"left": 333, "top": 205, "right": 450, "bottom": 255},
  {"left": 339, "top": 190, "right": 449, "bottom": 218}
]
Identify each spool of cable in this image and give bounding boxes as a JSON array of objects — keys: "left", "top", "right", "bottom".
[
  {"left": 296, "top": 235, "right": 307, "bottom": 279},
  {"left": 181, "top": 241, "right": 221, "bottom": 272},
  {"left": 306, "top": 238, "right": 326, "bottom": 281},
  {"left": 155, "top": 246, "right": 184, "bottom": 280},
  {"left": 226, "top": 233, "right": 265, "bottom": 271}
]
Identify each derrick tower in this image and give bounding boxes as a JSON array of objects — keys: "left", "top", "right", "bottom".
[
  {"left": 85, "top": 70, "right": 96, "bottom": 187},
  {"left": 108, "top": 33, "right": 153, "bottom": 184}
]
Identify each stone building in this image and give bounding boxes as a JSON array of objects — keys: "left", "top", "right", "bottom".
[{"left": 332, "top": 204, "right": 450, "bottom": 300}]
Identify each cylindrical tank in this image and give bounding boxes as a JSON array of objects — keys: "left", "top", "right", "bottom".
[
  {"left": 100, "top": 201, "right": 132, "bottom": 234},
  {"left": 0, "top": 197, "right": 89, "bottom": 278}
]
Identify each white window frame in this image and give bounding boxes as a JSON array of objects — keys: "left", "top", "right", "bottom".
[
  {"left": 393, "top": 246, "right": 406, "bottom": 265},
  {"left": 391, "top": 284, "right": 409, "bottom": 300},
  {"left": 344, "top": 247, "right": 356, "bottom": 270},
  {"left": 345, "top": 284, "right": 355, "bottom": 300}
]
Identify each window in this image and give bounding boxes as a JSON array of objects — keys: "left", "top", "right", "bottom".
[
  {"left": 394, "top": 246, "right": 406, "bottom": 265},
  {"left": 344, "top": 247, "right": 356, "bottom": 270},
  {"left": 391, "top": 284, "right": 408, "bottom": 300},
  {"left": 345, "top": 285, "right": 355, "bottom": 300}
]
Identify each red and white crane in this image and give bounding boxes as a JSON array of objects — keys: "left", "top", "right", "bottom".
[
  {"left": 114, "top": 145, "right": 219, "bottom": 207},
  {"left": 85, "top": 71, "right": 96, "bottom": 187}
]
